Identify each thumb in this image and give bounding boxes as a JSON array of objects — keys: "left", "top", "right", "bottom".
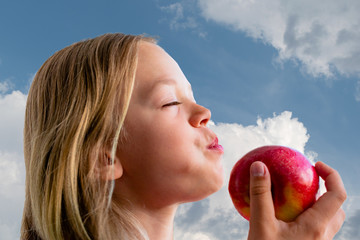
[{"left": 249, "top": 161, "right": 275, "bottom": 223}]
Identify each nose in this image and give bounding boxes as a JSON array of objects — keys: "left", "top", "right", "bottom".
[{"left": 189, "top": 103, "right": 211, "bottom": 127}]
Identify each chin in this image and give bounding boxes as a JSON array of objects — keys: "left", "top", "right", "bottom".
[
  {"left": 190, "top": 172, "right": 224, "bottom": 202},
  {"left": 208, "top": 163, "right": 225, "bottom": 192}
]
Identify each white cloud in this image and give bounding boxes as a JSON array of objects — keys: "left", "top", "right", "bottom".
[
  {"left": 198, "top": 0, "right": 360, "bottom": 77},
  {"left": 0, "top": 151, "right": 25, "bottom": 240},
  {"left": 196, "top": 0, "right": 360, "bottom": 101},
  {"left": 175, "top": 111, "right": 317, "bottom": 239},
  {"left": 334, "top": 198, "right": 360, "bottom": 240},
  {"left": 0, "top": 223, "right": 19, "bottom": 240},
  {"left": 159, "top": 0, "right": 207, "bottom": 38},
  {"left": 175, "top": 231, "right": 213, "bottom": 240},
  {"left": 0, "top": 151, "right": 24, "bottom": 198},
  {"left": 211, "top": 111, "right": 310, "bottom": 181},
  {"left": 0, "top": 90, "right": 27, "bottom": 152},
  {"left": 0, "top": 89, "right": 27, "bottom": 240},
  {"left": 160, "top": 3, "right": 188, "bottom": 30},
  {"left": 0, "top": 80, "right": 13, "bottom": 94}
]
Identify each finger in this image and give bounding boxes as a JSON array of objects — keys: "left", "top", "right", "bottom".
[
  {"left": 303, "top": 162, "right": 347, "bottom": 223},
  {"left": 249, "top": 161, "right": 276, "bottom": 225}
]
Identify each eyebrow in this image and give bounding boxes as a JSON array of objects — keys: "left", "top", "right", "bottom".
[
  {"left": 150, "top": 78, "right": 193, "bottom": 94},
  {"left": 150, "top": 79, "right": 176, "bottom": 90}
]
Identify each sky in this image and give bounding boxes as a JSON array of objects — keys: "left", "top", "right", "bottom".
[{"left": 0, "top": 0, "right": 359, "bottom": 239}]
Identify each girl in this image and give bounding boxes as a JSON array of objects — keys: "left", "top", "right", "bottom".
[{"left": 21, "top": 33, "right": 346, "bottom": 239}]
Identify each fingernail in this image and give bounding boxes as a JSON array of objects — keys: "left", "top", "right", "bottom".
[{"left": 251, "top": 161, "right": 265, "bottom": 177}]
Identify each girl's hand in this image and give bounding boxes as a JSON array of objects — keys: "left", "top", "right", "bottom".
[{"left": 247, "top": 161, "right": 346, "bottom": 240}]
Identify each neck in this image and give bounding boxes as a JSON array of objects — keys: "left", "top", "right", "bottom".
[{"left": 132, "top": 204, "right": 178, "bottom": 240}]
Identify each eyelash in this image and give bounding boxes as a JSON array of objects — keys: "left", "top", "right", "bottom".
[{"left": 162, "top": 101, "right": 182, "bottom": 107}]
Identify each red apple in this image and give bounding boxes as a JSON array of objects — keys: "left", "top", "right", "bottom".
[{"left": 228, "top": 145, "right": 319, "bottom": 222}]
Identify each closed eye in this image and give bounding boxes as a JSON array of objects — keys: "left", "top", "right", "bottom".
[{"left": 162, "top": 101, "right": 182, "bottom": 107}]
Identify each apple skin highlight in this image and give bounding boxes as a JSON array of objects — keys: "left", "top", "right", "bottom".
[{"left": 228, "top": 145, "right": 319, "bottom": 222}]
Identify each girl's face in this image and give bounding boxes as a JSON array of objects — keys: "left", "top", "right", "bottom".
[{"left": 115, "top": 42, "right": 224, "bottom": 209}]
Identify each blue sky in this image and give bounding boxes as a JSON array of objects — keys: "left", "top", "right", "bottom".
[{"left": 0, "top": 0, "right": 359, "bottom": 239}]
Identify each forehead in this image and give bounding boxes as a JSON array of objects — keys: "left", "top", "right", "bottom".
[{"left": 134, "top": 42, "right": 191, "bottom": 94}]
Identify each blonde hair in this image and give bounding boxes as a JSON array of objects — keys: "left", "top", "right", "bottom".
[{"left": 21, "top": 33, "right": 155, "bottom": 240}]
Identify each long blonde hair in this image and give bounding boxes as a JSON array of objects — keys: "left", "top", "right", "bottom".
[{"left": 21, "top": 33, "right": 154, "bottom": 240}]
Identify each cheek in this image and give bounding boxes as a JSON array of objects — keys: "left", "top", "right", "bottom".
[
  {"left": 119, "top": 118, "right": 223, "bottom": 203},
  {"left": 119, "top": 121, "right": 190, "bottom": 174}
]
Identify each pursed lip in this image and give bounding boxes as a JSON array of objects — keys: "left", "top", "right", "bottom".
[{"left": 207, "top": 137, "right": 224, "bottom": 153}]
